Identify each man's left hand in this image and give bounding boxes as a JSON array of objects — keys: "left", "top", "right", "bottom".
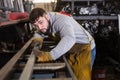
[{"left": 33, "top": 48, "right": 53, "bottom": 62}]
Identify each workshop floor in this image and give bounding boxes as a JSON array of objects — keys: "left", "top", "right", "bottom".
[
  {"left": 92, "top": 59, "right": 120, "bottom": 80},
  {"left": 92, "top": 66, "right": 120, "bottom": 80}
]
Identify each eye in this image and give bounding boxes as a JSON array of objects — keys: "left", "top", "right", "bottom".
[{"left": 38, "top": 20, "right": 43, "bottom": 24}]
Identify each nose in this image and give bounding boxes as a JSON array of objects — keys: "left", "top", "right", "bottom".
[{"left": 34, "top": 23, "right": 43, "bottom": 29}]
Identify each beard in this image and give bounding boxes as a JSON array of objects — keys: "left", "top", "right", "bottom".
[{"left": 41, "top": 20, "right": 51, "bottom": 35}]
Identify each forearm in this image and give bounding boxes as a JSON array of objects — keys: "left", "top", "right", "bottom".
[{"left": 50, "top": 36, "right": 76, "bottom": 60}]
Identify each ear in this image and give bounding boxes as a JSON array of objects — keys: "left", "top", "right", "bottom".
[{"left": 44, "top": 14, "right": 50, "bottom": 20}]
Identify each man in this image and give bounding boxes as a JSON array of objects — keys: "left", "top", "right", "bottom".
[{"left": 29, "top": 8, "right": 96, "bottom": 80}]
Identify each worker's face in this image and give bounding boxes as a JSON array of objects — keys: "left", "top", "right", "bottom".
[{"left": 34, "top": 14, "right": 50, "bottom": 33}]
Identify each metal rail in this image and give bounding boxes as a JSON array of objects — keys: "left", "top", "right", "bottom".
[
  {"left": 18, "top": 55, "right": 74, "bottom": 80},
  {"left": 63, "top": 56, "right": 77, "bottom": 80},
  {"left": 19, "top": 52, "right": 35, "bottom": 80},
  {"left": 32, "top": 78, "right": 72, "bottom": 80},
  {"left": 0, "top": 39, "right": 77, "bottom": 80},
  {"left": 0, "top": 37, "right": 33, "bottom": 80}
]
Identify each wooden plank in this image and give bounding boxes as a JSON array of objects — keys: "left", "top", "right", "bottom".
[
  {"left": 19, "top": 52, "right": 35, "bottom": 80},
  {"left": 0, "top": 37, "right": 33, "bottom": 80}
]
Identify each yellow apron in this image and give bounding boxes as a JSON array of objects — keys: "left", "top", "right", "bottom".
[
  {"left": 49, "top": 32, "right": 91, "bottom": 80},
  {"left": 67, "top": 43, "right": 91, "bottom": 80}
]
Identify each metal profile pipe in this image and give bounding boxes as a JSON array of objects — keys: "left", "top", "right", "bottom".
[
  {"left": 0, "top": 37, "right": 33, "bottom": 80},
  {"left": 62, "top": 56, "right": 77, "bottom": 80},
  {"left": 18, "top": 0, "right": 24, "bottom": 12},
  {"left": 19, "top": 52, "right": 35, "bottom": 80}
]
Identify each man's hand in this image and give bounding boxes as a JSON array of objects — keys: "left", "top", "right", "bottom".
[
  {"left": 37, "top": 51, "right": 53, "bottom": 62},
  {"left": 32, "top": 48, "right": 53, "bottom": 62},
  {"left": 31, "top": 37, "right": 43, "bottom": 49}
]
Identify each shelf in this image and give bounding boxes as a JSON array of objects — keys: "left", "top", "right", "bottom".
[
  {"left": 73, "top": 15, "right": 118, "bottom": 20},
  {"left": 61, "top": 0, "right": 103, "bottom": 1},
  {"left": 61, "top": 0, "right": 118, "bottom": 20},
  {"left": 0, "top": 17, "right": 29, "bottom": 27}
]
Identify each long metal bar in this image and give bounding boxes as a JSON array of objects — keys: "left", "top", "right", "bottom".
[
  {"left": 62, "top": 56, "right": 77, "bottom": 80},
  {"left": 3, "top": 0, "right": 7, "bottom": 8},
  {"left": 73, "top": 15, "right": 118, "bottom": 20},
  {"left": 0, "top": 37, "right": 33, "bottom": 80},
  {"left": 62, "top": 0, "right": 103, "bottom": 1},
  {"left": 12, "top": 78, "right": 72, "bottom": 80},
  {"left": 19, "top": 52, "right": 35, "bottom": 80},
  {"left": 13, "top": 62, "right": 65, "bottom": 71},
  {"left": 118, "top": 14, "right": 120, "bottom": 35},
  {"left": 32, "top": 78, "right": 72, "bottom": 80},
  {"left": 34, "top": 63, "right": 65, "bottom": 70},
  {"left": 13, "top": 0, "right": 19, "bottom": 11},
  {"left": 118, "top": 15, "right": 120, "bottom": 61},
  {"left": 0, "top": 0, "right": 4, "bottom": 8},
  {"left": 7, "top": 0, "right": 12, "bottom": 9},
  {"left": 18, "top": 0, "right": 24, "bottom": 12}
]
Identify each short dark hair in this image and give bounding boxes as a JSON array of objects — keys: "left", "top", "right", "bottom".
[{"left": 29, "top": 8, "right": 47, "bottom": 23}]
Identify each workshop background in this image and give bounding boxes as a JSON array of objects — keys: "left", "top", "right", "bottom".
[{"left": 0, "top": 0, "right": 120, "bottom": 80}]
